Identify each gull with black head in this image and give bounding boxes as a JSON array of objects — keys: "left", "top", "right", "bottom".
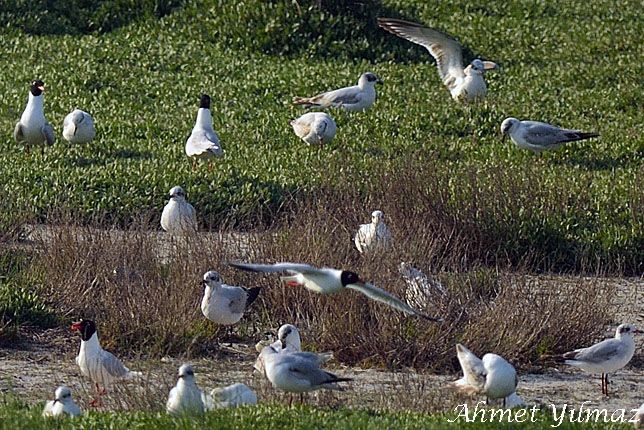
[
  {"left": 71, "top": 319, "right": 142, "bottom": 406},
  {"left": 229, "top": 262, "right": 442, "bottom": 322},
  {"left": 185, "top": 94, "right": 222, "bottom": 167},
  {"left": 14, "top": 79, "right": 56, "bottom": 152}
]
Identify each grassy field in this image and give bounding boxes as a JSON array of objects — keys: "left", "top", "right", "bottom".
[
  {"left": 0, "top": 400, "right": 638, "bottom": 430},
  {"left": 0, "top": 0, "right": 642, "bottom": 273},
  {"left": 0, "top": 2, "right": 642, "bottom": 427}
]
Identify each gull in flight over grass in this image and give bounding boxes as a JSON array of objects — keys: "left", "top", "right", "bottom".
[
  {"left": 399, "top": 262, "right": 446, "bottom": 310},
  {"left": 185, "top": 94, "right": 223, "bottom": 166},
  {"left": 201, "top": 270, "right": 261, "bottom": 325},
  {"left": 42, "top": 386, "right": 82, "bottom": 418},
  {"left": 293, "top": 72, "right": 382, "bottom": 112},
  {"left": 378, "top": 18, "right": 497, "bottom": 102},
  {"left": 71, "top": 319, "right": 142, "bottom": 406},
  {"left": 452, "top": 344, "right": 520, "bottom": 408},
  {"left": 354, "top": 210, "right": 392, "bottom": 254},
  {"left": 500, "top": 118, "right": 600, "bottom": 154},
  {"left": 166, "top": 364, "right": 206, "bottom": 415},
  {"left": 62, "top": 109, "right": 96, "bottom": 144},
  {"left": 290, "top": 112, "right": 337, "bottom": 145},
  {"left": 229, "top": 262, "right": 442, "bottom": 322},
  {"left": 553, "top": 323, "right": 641, "bottom": 396},
  {"left": 14, "top": 79, "right": 55, "bottom": 153},
  {"left": 259, "top": 345, "right": 351, "bottom": 396},
  {"left": 207, "top": 383, "right": 258, "bottom": 409},
  {"left": 160, "top": 186, "right": 197, "bottom": 234},
  {"left": 254, "top": 324, "right": 333, "bottom": 375}
]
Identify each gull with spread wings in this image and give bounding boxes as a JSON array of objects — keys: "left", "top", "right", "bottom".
[
  {"left": 229, "top": 262, "right": 443, "bottom": 322},
  {"left": 378, "top": 18, "right": 497, "bottom": 102}
]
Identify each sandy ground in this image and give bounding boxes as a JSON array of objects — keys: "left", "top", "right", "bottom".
[{"left": 0, "top": 225, "right": 642, "bottom": 414}]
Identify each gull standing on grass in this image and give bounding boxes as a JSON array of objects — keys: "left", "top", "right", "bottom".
[
  {"left": 290, "top": 112, "right": 337, "bottom": 145},
  {"left": 166, "top": 364, "right": 206, "bottom": 415},
  {"left": 201, "top": 270, "right": 261, "bottom": 325},
  {"left": 14, "top": 79, "right": 55, "bottom": 152},
  {"left": 293, "top": 72, "right": 383, "bottom": 112},
  {"left": 228, "top": 262, "right": 443, "bottom": 322},
  {"left": 71, "top": 319, "right": 142, "bottom": 406},
  {"left": 42, "top": 386, "right": 82, "bottom": 417},
  {"left": 62, "top": 109, "right": 96, "bottom": 143},
  {"left": 452, "top": 344, "right": 521, "bottom": 408},
  {"left": 185, "top": 94, "right": 223, "bottom": 166},
  {"left": 556, "top": 323, "right": 641, "bottom": 396},
  {"left": 259, "top": 345, "right": 352, "bottom": 395},
  {"left": 354, "top": 210, "right": 392, "bottom": 254},
  {"left": 500, "top": 118, "right": 600, "bottom": 154},
  {"left": 377, "top": 18, "right": 498, "bottom": 102},
  {"left": 160, "top": 186, "right": 197, "bottom": 233}
]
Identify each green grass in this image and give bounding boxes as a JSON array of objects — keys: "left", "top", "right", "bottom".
[
  {"left": 0, "top": 0, "right": 642, "bottom": 272},
  {"left": 0, "top": 250, "right": 58, "bottom": 343},
  {"left": 0, "top": 400, "right": 637, "bottom": 430}
]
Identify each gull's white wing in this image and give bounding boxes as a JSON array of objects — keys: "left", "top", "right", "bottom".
[
  {"left": 186, "top": 132, "right": 222, "bottom": 157},
  {"left": 522, "top": 121, "right": 599, "bottom": 147},
  {"left": 229, "top": 262, "right": 320, "bottom": 275},
  {"left": 454, "top": 344, "right": 486, "bottom": 392},
  {"left": 345, "top": 282, "right": 443, "bottom": 322},
  {"left": 378, "top": 18, "right": 465, "bottom": 90}
]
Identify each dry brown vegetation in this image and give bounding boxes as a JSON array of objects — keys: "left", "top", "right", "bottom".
[{"left": 19, "top": 183, "right": 615, "bottom": 372}]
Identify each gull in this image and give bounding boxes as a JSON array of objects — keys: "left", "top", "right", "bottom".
[
  {"left": 399, "top": 262, "right": 446, "bottom": 310},
  {"left": 500, "top": 118, "right": 600, "bottom": 154},
  {"left": 635, "top": 403, "right": 644, "bottom": 429},
  {"left": 290, "top": 112, "right": 337, "bottom": 145},
  {"left": 228, "top": 262, "right": 442, "bottom": 322},
  {"left": 42, "top": 386, "right": 82, "bottom": 417},
  {"left": 259, "top": 345, "right": 351, "bottom": 394},
  {"left": 71, "top": 319, "right": 142, "bottom": 406},
  {"left": 559, "top": 323, "right": 641, "bottom": 396},
  {"left": 452, "top": 344, "right": 520, "bottom": 408},
  {"left": 185, "top": 94, "right": 223, "bottom": 165},
  {"left": 354, "top": 210, "right": 392, "bottom": 254},
  {"left": 293, "top": 72, "right": 382, "bottom": 112},
  {"left": 377, "top": 18, "right": 498, "bottom": 102},
  {"left": 14, "top": 79, "right": 55, "bottom": 152},
  {"left": 166, "top": 364, "right": 205, "bottom": 415},
  {"left": 160, "top": 186, "right": 197, "bottom": 234},
  {"left": 207, "top": 383, "right": 257, "bottom": 409},
  {"left": 62, "top": 109, "right": 96, "bottom": 144},
  {"left": 254, "top": 324, "right": 333, "bottom": 375},
  {"left": 201, "top": 270, "right": 261, "bottom": 325}
]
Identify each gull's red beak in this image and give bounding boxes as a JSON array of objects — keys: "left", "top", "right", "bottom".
[{"left": 70, "top": 321, "right": 82, "bottom": 331}]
